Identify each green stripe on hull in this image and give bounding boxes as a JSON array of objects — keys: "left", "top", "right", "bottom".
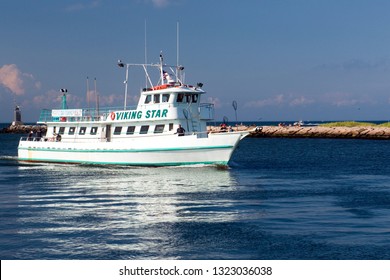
[
  {"left": 18, "top": 145, "right": 233, "bottom": 153},
  {"left": 18, "top": 157, "right": 228, "bottom": 166}
]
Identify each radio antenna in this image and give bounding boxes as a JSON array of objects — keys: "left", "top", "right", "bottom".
[
  {"left": 176, "top": 21, "right": 179, "bottom": 81},
  {"left": 144, "top": 19, "right": 148, "bottom": 88}
]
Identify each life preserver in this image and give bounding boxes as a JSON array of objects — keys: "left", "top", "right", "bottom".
[
  {"left": 153, "top": 84, "right": 169, "bottom": 90},
  {"left": 110, "top": 112, "right": 116, "bottom": 120}
]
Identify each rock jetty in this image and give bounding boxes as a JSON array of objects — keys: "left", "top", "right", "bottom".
[
  {"left": 250, "top": 126, "right": 390, "bottom": 139},
  {"left": 3, "top": 123, "right": 390, "bottom": 140},
  {"left": 208, "top": 125, "right": 390, "bottom": 140},
  {"left": 0, "top": 124, "right": 47, "bottom": 134}
]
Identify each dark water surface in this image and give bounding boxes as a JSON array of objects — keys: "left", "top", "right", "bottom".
[{"left": 1, "top": 133, "right": 390, "bottom": 259}]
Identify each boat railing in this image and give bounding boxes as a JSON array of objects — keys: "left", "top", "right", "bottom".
[{"left": 38, "top": 106, "right": 136, "bottom": 123}]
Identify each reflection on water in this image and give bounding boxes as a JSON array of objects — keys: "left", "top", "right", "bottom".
[
  {"left": 3, "top": 136, "right": 390, "bottom": 259},
  {"left": 9, "top": 164, "right": 242, "bottom": 258}
]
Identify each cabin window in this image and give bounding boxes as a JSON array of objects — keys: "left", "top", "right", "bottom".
[
  {"left": 186, "top": 94, "right": 191, "bottom": 103},
  {"left": 90, "top": 127, "right": 98, "bottom": 135},
  {"left": 154, "top": 124, "right": 165, "bottom": 134},
  {"left": 79, "top": 127, "right": 86, "bottom": 135},
  {"left": 59, "top": 127, "right": 65, "bottom": 135},
  {"left": 126, "top": 126, "right": 135, "bottom": 135},
  {"left": 162, "top": 94, "right": 170, "bottom": 102},
  {"left": 69, "top": 127, "right": 76, "bottom": 135},
  {"left": 154, "top": 94, "right": 160, "bottom": 103},
  {"left": 169, "top": 123, "right": 174, "bottom": 131},
  {"left": 145, "top": 95, "right": 152, "bottom": 104},
  {"left": 176, "top": 93, "right": 184, "bottom": 103},
  {"left": 114, "top": 126, "right": 122, "bottom": 135},
  {"left": 192, "top": 94, "right": 198, "bottom": 103},
  {"left": 140, "top": 125, "right": 149, "bottom": 134}
]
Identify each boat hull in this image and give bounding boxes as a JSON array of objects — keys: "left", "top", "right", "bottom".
[{"left": 18, "top": 132, "right": 248, "bottom": 166}]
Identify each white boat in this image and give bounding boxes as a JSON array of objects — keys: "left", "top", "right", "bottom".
[{"left": 18, "top": 54, "right": 250, "bottom": 166}]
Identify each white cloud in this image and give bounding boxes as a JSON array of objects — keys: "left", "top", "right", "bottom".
[
  {"left": 245, "top": 93, "right": 315, "bottom": 109},
  {"left": 244, "top": 94, "right": 286, "bottom": 108},
  {"left": 289, "top": 96, "right": 314, "bottom": 106},
  {"left": 142, "top": 0, "right": 176, "bottom": 8},
  {"left": 320, "top": 91, "right": 376, "bottom": 107},
  {"left": 206, "top": 96, "right": 221, "bottom": 108},
  {"left": 0, "top": 64, "right": 25, "bottom": 95},
  {"left": 31, "top": 90, "right": 83, "bottom": 109},
  {"left": 0, "top": 64, "right": 41, "bottom": 96},
  {"left": 65, "top": 0, "right": 100, "bottom": 12}
]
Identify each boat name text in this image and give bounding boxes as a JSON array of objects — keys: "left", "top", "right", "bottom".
[{"left": 110, "top": 109, "right": 168, "bottom": 121}]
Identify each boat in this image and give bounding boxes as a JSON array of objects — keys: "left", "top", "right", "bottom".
[{"left": 18, "top": 53, "right": 250, "bottom": 166}]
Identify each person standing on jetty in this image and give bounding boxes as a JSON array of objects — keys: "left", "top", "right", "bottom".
[{"left": 28, "top": 131, "right": 33, "bottom": 141}]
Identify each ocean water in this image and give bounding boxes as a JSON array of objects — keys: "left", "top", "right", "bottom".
[{"left": 1, "top": 133, "right": 390, "bottom": 260}]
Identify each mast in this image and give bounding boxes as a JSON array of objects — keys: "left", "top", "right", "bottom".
[{"left": 159, "top": 51, "right": 164, "bottom": 85}]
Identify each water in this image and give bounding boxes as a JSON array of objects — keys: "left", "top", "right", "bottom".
[{"left": 1, "top": 132, "right": 390, "bottom": 259}]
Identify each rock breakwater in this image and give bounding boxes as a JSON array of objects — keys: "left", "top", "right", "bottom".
[
  {"left": 249, "top": 126, "right": 390, "bottom": 139},
  {"left": 0, "top": 124, "right": 47, "bottom": 134}
]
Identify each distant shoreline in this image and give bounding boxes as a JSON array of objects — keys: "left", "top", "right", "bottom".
[{"left": 3, "top": 122, "right": 390, "bottom": 140}]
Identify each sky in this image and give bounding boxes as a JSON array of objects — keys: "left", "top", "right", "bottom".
[{"left": 2, "top": 0, "right": 390, "bottom": 122}]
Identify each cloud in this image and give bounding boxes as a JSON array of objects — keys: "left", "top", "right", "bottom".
[
  {"left": 142, "top": 0, "right": 176, "bottom": 8},
  {"left": 65, "top": 0, "right": 100, "bottom": 12},
  {"left": 245, "top": 93, "right": 314, "bottom": 108},
  {"left": 0, "top": 64, "right": 41, "bottom": 96},
  {"left": 320, "top": 91, "right": 376, "bottom": 107},
  {"left": 151, "top": 0, "right": 170, "bottom": 7},
  {"left": 0, "top": 64, "right": 25, "bottom": 95},
  {"left": 98, "top": 93, "right": 123, "bottom": 106},
  {"left": 31, "top": 90, "right": 83, "bottom": 109},
  {"left": 314, "top": 58, "right": 390, "bottom": 72},
  {"left": 289, "top": 96, "right": 314, "bottom": 106},
  {"left": 206, "top": 96, "right": 221, "bottom": 108}
]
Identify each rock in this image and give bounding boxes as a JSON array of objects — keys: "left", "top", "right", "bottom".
[{"left": 0, "top": 124, "right": 47, "bottom": 134}]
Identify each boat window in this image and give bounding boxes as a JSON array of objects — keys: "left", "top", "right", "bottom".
[
  {"left": 154, "top": 94, "right": 160, "bottom": 103},
  {"left": 176, "top": 93, "right": 184, "bottom": 103},
  {"left": 126, "top": 126, "right": 135, "bottom": 135},
  {"left": 114, "top": 126, "right": 122, "bottom": 135},
  {"left": 90, "top": 127, "right": 98, "bottom": 135},
  {"left": 154, "top": 124, "right": 165, "bottom": 134},
  {"left": 186, "top": 94, "right": 191, "bottom": 103},
  {"left": 79, "top": 127, "right": 86, "bottom": 135},
  {"left": 145, "top": 95, "right": 152, "bottom": 104},
  {"left": 169, "top": 123, "right": 174, "bottom": 131},
  {"left": 59, "top": 127, "right": 65, "bottom": 135},
  {"left": 192, "top": 94, "right": 198, "bottom": 103},
  {"left": 162, "top": 94, "right": 170, "bottom": 102},
  {"left": 69, "top": 127, "right": 76, "bottom": 135},
  {"left": 140, "top": 125, "right": 149, "bottom": 134}
]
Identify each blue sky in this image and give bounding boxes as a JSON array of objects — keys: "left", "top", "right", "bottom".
[{"left": 2, "top": 0, "right": 390, "bottom": 122}]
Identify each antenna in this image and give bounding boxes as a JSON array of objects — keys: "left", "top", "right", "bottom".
[
  {"left": 86, "top": 76, "right": 90, "bottom": 116},
  {"left": 94, "top": 77, "right": 98, "bottom": 118},
  {"left": 176, "top": 21, "right": 179, "bottom": 81},
  {"left": 144, "top": 19, "right": 148, "bottom": 88}
]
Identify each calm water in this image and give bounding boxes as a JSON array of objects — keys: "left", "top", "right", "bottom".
[{"left": 1, "top": 132, "right": 390, "bottom": 259}]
